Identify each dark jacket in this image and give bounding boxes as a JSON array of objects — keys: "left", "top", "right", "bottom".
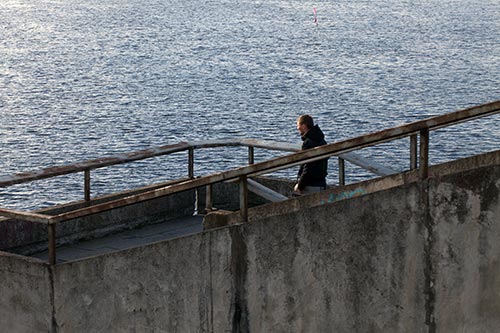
[{"left": 297, "top": 125, "right": 328, "bottom": 190}]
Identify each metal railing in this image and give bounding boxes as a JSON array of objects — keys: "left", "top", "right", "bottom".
[
  {"left": 1, "top": 100, "right": 499, "bottom": 265},
  {"left": 0, "top": 139, "right": 394, "bottom": 195}
]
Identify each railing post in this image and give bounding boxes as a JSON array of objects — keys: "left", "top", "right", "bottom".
[
  {"left": 248, "top": 146, "right": 254, "bottom": 165},
  {"left": 84, "top": 169, "right": 91, "bottom": 201},
  {"left": 410, "top": 134, "right": 418, "bottom": 170},
  {"left": 48, "top": 223, "right": 56, "bottom": 265},
  {"left": 205, "top": 184, "right": 213, "bottom": 212},
  {"left": 188, "top": 147, "right": 194, "bottom": 179},
  {"left": 419, "top": 129, "right": 429, "bottom": 179},
  {"left": 239, "top": 175, "right": 248, "bottom": 222},
  {"left": 338, "top": 157, "right": 345, "bottom": 186}
]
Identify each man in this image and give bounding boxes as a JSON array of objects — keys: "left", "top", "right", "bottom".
[{"left": 294, "top": 115, "right": 328, "bottom": 195}]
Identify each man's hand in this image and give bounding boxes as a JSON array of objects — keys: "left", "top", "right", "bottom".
[{"left": 293, "top": 183, "right": 302, "bottom": 195}]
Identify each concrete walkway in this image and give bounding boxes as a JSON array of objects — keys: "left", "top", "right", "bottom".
[{"left": 32, "top": 215, "right": 204, "bottom": 264}]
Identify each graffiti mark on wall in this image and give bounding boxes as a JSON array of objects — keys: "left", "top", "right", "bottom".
[{"left": 320, "top": 188, "right": 367, "bottom": 205}]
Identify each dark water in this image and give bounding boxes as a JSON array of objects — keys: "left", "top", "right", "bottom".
[{"left": 0, "top": 0, "right": 499, "bottom": 209}]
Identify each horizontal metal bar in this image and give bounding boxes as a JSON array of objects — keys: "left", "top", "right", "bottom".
[
  {"left": 51, "top": 173, "right": 237, "bottom": 222},
  {"left": 0, "top": 139, "right": 287, "bottom": 188},
  {"left": 0, "top": 139, "right": 385, "bottom": 188},
  {"left": 238, "top": 139, "right": 300, "bottom": 152},
  {"left": 338, "top": 152, "right": 397, "bottom": 176},
  {"left": 419, "top": 101, "right": 500, "bottom": 131},
  {"left": 247, "top": 179, "right": 288, "bottom": 202},
  {"left": 239, "top": 139, "right": 397, "bottom": 176},
  {"left": 186, "top": 139, "right": 242, "bottom": 149},
  {"left": 0, "top": 208, "right": 52, "bottom": 225},
  {"left": 0, "top": 142, "right": 191, "bottom": 187}
]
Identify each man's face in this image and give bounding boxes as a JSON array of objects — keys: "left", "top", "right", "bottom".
[{"left": 297, "top": 122, "right": 308, "bottom": 136}]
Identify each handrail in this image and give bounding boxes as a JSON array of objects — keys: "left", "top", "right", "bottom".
[
  {"left": 0, "top": 208, "right": 51, "bottom": 225},
  {"left": 4, "top": 99, "right": 497, "bottom": 189},
  {"left": 46, "top": 100, "right": 500, "bottom": 222},
  {"left": 0, "top": 142, "right": 191, "bottom": 187},
  {"left": 1, "top": 100, "right": 499, "bottom": 265},
  {"left": 0, "top": 140, "right": 279, "bottom": 187},
  {"left": 0, "top": 139, "right": 393, "bottom": 188}
]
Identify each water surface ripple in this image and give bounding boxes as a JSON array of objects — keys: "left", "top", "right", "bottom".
[{"left": 0, "top": 0, "right": 499, "bottom": 209}]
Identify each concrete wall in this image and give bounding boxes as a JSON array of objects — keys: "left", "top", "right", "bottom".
[
  {"left": 0, "top": 254, "right": 52, "bottom": 332},
  {"left": 52, "top": 227, "right": 235, "bottom": 332},
  {"left": 241, "top": 183, "right": 426, "bottom": 332},
  {"left": 1, "top": 151, "right": 499, "bottom": 332},
  {"left": 431, "top": 165, "right": 500, "bottom": 331},
  {"left": 47, "top": 179, "right": 429, "bottom": 331}
]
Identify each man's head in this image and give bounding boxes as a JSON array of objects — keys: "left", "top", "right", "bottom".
[{"left": 296, "top": 115, "right": 314, "bottom": 136}]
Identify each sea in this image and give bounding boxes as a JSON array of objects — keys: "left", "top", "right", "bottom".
[{"left": 1, "top": 0, "right": 499, "bottom": 210}]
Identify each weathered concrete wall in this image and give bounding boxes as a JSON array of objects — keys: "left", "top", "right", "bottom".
[
  {"left": 48, "top": 180, "right": 427, "bottom": 332},
  {"left": 1, "top": 151, "right": 499, "bottom": 332},
  {"left": 0, "top": 254, "right": 52, "bottom": 332},
  {"left": 52, "top": 228, "right": 235, "bottom": 332},
  {"left": 241, "top": 183, "right": 426, "bottom": 332},
  {"left": 431, "top": 165, "right": 500, "bottom": 331}
]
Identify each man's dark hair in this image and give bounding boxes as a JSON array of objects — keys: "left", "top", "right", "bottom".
[{"left": 297, "top": 115, "right": 314, "bottom": 129}]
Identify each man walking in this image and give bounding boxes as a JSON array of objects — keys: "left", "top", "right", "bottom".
[{"left": 294, "top": 115, "right": 328, "bottom": 195}]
